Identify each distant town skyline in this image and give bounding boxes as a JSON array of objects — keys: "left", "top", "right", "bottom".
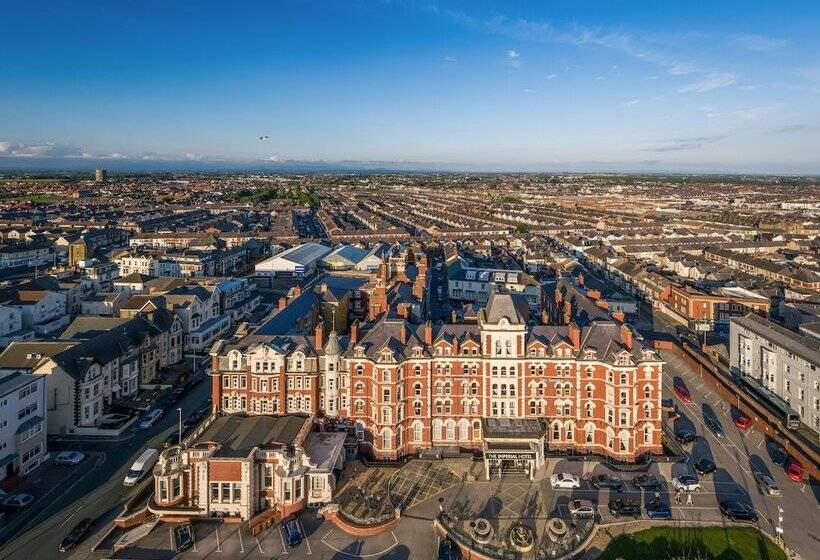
[{"left": 2, "top": 1, "right": 819, "bottom": 173}]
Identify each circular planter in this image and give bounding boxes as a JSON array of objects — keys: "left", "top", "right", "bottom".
[{"left": 508, "top": 522, "right": 535, "bottom": 553}]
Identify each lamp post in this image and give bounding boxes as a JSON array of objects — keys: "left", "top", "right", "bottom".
[
  {"left": 177, "top": 407, "right": 183, "bottom": 447},
  {"left": 776, "top": 506, "right": 784, "bottom": 544}
]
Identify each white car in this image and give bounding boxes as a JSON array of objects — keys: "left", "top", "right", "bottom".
[
  {"left": 551, "top": 472, "right": 581, "bottom": 489},
  {"left": 54, "top": 451, "right": 86, "bottom": 465},
  {"left": 138, "top": 409, "right": 164, "bottom": 430},
  {"left": 568, "top": 499, "right": 596, "bottom": 518},
  {"left": 671, "top": 475, "right": 701, "bottom": 492}
]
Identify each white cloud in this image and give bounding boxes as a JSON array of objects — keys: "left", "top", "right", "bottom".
[
  {"left": 595, "top": 76, "right": 606, "bottom": 81},
  {"left": 0, "top": 141, "right": 85, "bottom": 158},
  {"left": 546, "top": 73, "right": 555, "bottom": 80},
  {"left": 623, "top": 99, "right": 640, "bottom": 106},
  {"left": 667, "top": 63, "right": 695, "bottom": 75},
  {"left": 505, "top": 50, "right": 521, "bottom": 68},
  {"left": 443, "top": 55, "right": 456, "bottom": 63},
  {"left": 729, "top": 33, "right": 787, "bottom": 52},
  {"left": 523, "top": 88, "right": 536, "bottom": 93},
  {"left": 678, "top": 72, "right": 737, "bottom": 93},
  {"left": 795, "top": 66, "right": 820, "bottom": 82},
  {"left": 732, "top": 104, "right": 782, "bottom": 123}
]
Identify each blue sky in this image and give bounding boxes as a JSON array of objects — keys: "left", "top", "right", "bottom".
[{"left": 1, "top": 0, "right": 819, "bottom": 173}]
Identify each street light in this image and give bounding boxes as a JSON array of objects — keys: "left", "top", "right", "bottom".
[{"left": 177, "top": 407, "right": 183, "bottom": 447}]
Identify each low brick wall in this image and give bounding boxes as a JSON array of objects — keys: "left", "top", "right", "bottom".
[{"left": 321, "top": 506, "right": 400, "bottom": 537}]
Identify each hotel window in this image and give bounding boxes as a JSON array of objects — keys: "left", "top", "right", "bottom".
[
  {"left": 552, "top": 424, "right": 561, "bottom": 440},
  {"left": 232, "top": 484, "right": 241, "bottom": 503},
  {"left": 643, "top": 385, "right": 651, "bottom": 399},
  {"left": 210, "top": 483, "right": 219, "bottom": 501},
  {"left": 283, "top": 481, "right": 291, "bottom": 502},
  {"left": 221, "top": 483, "right": 231, "bottom": 502},
  {"left": 620, "top": 391, "right": 628, "bottom": 405},
  {"left": 607, "top": 372, "right": 613, "bottom": 383},
  {"left": 172, "top": 477, "right": 181, "bottom": 498},
  {"left": 159, "top": 480, "right": 168, "bottom": 501},
  {"left": 223, "top": 376, "right": 230, "bottom": 388},
  {"left": 620, "top": 373, "right": 627, "bottom": 385},
  {"left": 414, "top": 423, "right": 423, "bottom": 441},
  {"left": 414, "top": 401, "right": 422, "bottom": 415},
  {"left": 356, "top": 365, "right": 364, "bottom": 376},
  {"left": 414, "top": 365, "right": 422, "bottom": 376}
]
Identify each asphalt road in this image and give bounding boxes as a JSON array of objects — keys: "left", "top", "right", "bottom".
[
  {"left": 660, "top": 350, "right": 819, "bottom": 558},
  {"left": 0, "top": 374, "right": 212, "bottom": 560}
]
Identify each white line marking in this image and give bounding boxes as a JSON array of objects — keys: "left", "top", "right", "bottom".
[
  {"left": 59, "top": 505, "right": 83, "bottom": 527},
  {"left": 215, "top": 525, "right": 222, "bottom": 552},
  {"left": 192, "top": 526, "right": 198, "bottom": 553},
  {"left": 256, "top": 535, "right": 264, "bottom": 554},
  {"left": 238, "top": 525, "right": 245, "bottom": 553},
  {"left": 280, "top": 525, "right": 289, "bottom": 554},
  {"left": 302, "top": 520, "right": 312, "bottom": 556}
]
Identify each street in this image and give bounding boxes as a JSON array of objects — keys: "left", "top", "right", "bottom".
[{"left": 0, "top": 373, "right": 212, "bottom": 560}]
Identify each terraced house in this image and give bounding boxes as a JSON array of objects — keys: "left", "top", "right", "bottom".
[{"left": 208, "top": 249, "right": 663, "bottom": 476}]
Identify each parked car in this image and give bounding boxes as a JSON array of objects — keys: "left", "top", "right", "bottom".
[
  {"left": 674, "top": 384, "right": 692, "bottom": 403},
  {"left": 568, "top": 499, "right": 596, "bottom": 518},
  {"left": 608, "top": 498, "right": 641, "bottom": 518},
  {"left": 54, "top": 451, "right": 86, "bottom": 465},
  {"left": 167, "top": 388, "right": 184, "bottom": 406},
  {"left": 671, "top": 475, "right": 701, "bottom": 492},
  {"left": 753, "top": 472, "right": 781, "bottom": 497},
  {"left": 674, "top": 429, "right": 696, "bottom": 444},
  {"left": 437, "top": 538, "right": 457, "bottom": 560},
  {"left": 59, "top": 518, "right": 93, "bottom": 552},
  {"left": 138, "top": 409, "right": 164, "bottom": 430},
  {"left": 631, "top": 474, "right": 662, "bottom": 490},
  {"left": 704, "top": 417, "right": 724, "bottom": 438},
  {"left": 550, "top": 472, "right": 581, "bottom": 489},
  {"left": 769, "top": 445, "right": 788, "bottom": 466},
  {"left": 719, "top": 501, "right": 758, "bottom": 522},
  {"left": 693, "top": 458, "right": 716, "bottom": 476},
  {"left": 2, "top": 493, "right": 34, "bottom": 510},
  {"left": 733, "top": 414, "right": 752, "bottom": 431},
  {"left": 785, "top": 460, "right": 805, "bottom": 483},
  {"left": 590, "top": 474, "right": 623, "bottom": 490},
  {"left": 283, "top": 517, "right": 303, "bottom": 548},
  {"left": 645, "top": 500, "right": 672, "bottom": 519}
]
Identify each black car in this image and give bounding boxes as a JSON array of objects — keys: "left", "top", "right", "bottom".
[
  {"left": 631, "top": 474, "right": 662, "bottom": 490},
  {"left": 437, "top": 538, "right": 458, "bottom": 560},
  {"left": 675, "top": 429, "right": 696, "bottom": 444},
  {"left": 59, "top": 518, "right": 93, "bottom": 552},
  {"left": 693, "top": 458, "right": 716, "bottom": 475},
  {"left": 704, "top": 416, "right": 725, "bottom": 438},
  {"left": 283, "top": 517, "right": 303, "bottom": 548},
  {"left": 769, "top": 446, "right": 788, "bottom": 466},
  {"left": 164, "top": 431, "right": 181, "bottom": 448},
  {"left": 608, "top": 498, "right": 641, "bottom": 518},
  {"left": 591, "top": 474, "right": 623, "bottom": 490},
  {"left": 719, "top": 501, "right": 758, "bottom": 522},
  {"left": 645, "top": 500, "right": 672, "bottom": 519}
]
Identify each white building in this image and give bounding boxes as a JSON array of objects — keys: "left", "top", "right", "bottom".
[
  {"left": 0, "top": 305, "right": 34, "bottom": 349},
  {"left": 0, "top": 371, "right": 47, "bottom": 480},
  {"left": 730, "top": 313, "right": 820, "bottom": 437},
  {"left": 255, "top": 243, "right": 332, "bottom": 278}
]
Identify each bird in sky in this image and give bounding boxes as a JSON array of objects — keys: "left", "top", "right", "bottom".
[{"left": 258, "top": 135, "right": 270, "bottom": 141}]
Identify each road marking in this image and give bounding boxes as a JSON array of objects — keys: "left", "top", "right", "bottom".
[
  {"left": 256, "top": 535, "right": 264, "bottom": 554},
  {"left": 59, "top": 505, "right": 83, "bottom": 527},
  {"left": 238, "top": 525, "right": 245, "bottom": 553},
  {"left": 192, "top": 526, "right": 198, "bottom": 553},
  {"left": 280, "top": 525, "right": 289, "bottom": 554},
  {"left": 215, "top": 525, "right": 222, "bottom": 552},
  {"left": 301, "top": 519, "right": 312, "bottom": 555}
]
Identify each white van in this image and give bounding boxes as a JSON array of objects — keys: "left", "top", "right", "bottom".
[{"left": 124, "top": 448, "right": 159, "bottom": 487}]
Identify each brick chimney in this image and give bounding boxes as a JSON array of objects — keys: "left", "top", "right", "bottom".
[
  {"left": 399, "top": 322, "right": 406, "bottom": 345},
  {"left": 554, "top": 290, "right": 563, "bottom": 304},
  {"left": 424, "top": 321, "right": 432, "bottom": 345},
  {"left": 587, "top": 288, "right": 601, "bottom": 301},
  {"left": 611, "top": 310, "right": 625, "bottom": 323},
  {"left": 562, "top": 300, "right": 572, "bottom": 324},
  {"left": 569, "top": 322, "right": 581, "bottom": 351},
  {"left": 293, "top": 285, "right": 302, "bottom": 297},
  {"left": 595, "top": 299, "right": 609, "bottom": 310},
  {"left": 578, "top": 272, "right": 585, "bottom": 287},
  {"left": 350, "top": 320, "right": 358, "bottom": 345},
  {"left": 620, "top": 323, "right": 633, "bottom": 350},
  {"left": 541, "top": 309, "right": 550, "bottom": 325},
  {"left": 314, "top": 321, "right": 324, "bottom": 350},
  {"left": 278, "top": 297, "right": 287, "bottom": 310}
]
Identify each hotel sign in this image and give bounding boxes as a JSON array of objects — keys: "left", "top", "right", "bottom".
[{"left": 487, "top": 452, "right": 534, "bottom": 460}]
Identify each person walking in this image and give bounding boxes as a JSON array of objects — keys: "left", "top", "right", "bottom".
[{"left": 686, "top": 492, "right": 693, "bottom": 505}]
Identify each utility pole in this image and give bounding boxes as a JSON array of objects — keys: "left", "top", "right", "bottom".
[{"left": 178, "top": 407, "right": 183, "bottom": 447}]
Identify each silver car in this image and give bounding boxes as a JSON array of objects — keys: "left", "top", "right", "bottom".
[
  {"left": 753, "top": 472, "right": 781, "bottom": 496},
  {"left": 568, "top": 499, "right": 596, "bottom": 518}
]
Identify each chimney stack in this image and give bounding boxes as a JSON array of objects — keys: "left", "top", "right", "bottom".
[
  {"left": 587, "top": 288, "right": 601, "bottom": 301},
  {"left": 620, "top": 323, "right": 633, "bottom": 350},
  {"left": 554, "top": 290, "right": 563, "bottom": 304},
  {"left": 293, "top": 285, "right": 302, "bottom": 297},
  {"left": 399, "top": 321, "right": 406, "bottom": 345},
  {"left": 315, "top": 321, "right": 324, "bottom": 350},
  {"left": 278, "top": 297, "right": 287, "bottom": 310},
  {"left": 569, "top": 322, "right": 581, "bottom": 351},
  {"left": 541, "top": 309, "right": 550, "bottom": 325},
  {"left": 424, "top": 321, "right": 432, "bottom": 345},
  {"left": 611, "top": 310, "right": 625, "bottom": 323},
  {"left": 350, "top": 320, "right": 358, "bottom": 345},
  {"left": 578, "top": 272, "right": 585, "bottom": 287}
]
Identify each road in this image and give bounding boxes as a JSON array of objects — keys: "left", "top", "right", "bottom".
[
  {"left": 660, "top": 350, "right": 819, "bottom": 558},
  {"left": 0, "top": 374, "right": 212, "bottom": 560}
]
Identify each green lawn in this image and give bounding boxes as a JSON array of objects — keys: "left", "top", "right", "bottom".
[{"left": 598, "top": 526, "right": 785, "bottom": 560}]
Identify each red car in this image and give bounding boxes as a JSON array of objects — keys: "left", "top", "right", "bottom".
[
  {"left": 786, "top": 461, "right": 805, "bottom": 483},
  {"left": 674, "top": 385, "right": 692, "bottom": 403},
  {"left": 734, "top": 415, "right": 752, "bottom": 431}
]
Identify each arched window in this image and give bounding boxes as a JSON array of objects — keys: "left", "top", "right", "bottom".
[
  {"left": 643, "top": 385, "right": 652, "bottom": 399},
  {"left": 565, "top": 422, "right": 574, "bottom": 441},
  {"left": 413, "top": 400, "right": 422, "bottom": 416},
  {"left": 472, "top": 420, "right": 481, "bottom": 441},
  {"left": 563, "top": 402, "right": 571, "bottom": 416},
  {"left": 459, "top": 419, "right": 469, "bottom": 441},
  {"left": 413, "top": 422, "right": 423, "bottom": 442},
  {"left": 443, "top": 381, "right": 451, "bottom": 395},
  {"left": 446, "top": 421, "right": 456, "bottom": 440},
  {"left": 620, "top": 373, "right": 628, "bottom": 385},
  {"left": 414, "top": 383, "right": 422, "bottom": 396},
  {"left": 584, "top": 423, "right": 595, "bottom": 443},
  {"left": 619, "top": 432, "right": 629, "bottom": 452},
  {"left": 414, "top": 365, "right": 422, "bottom": 376},
  {"left": 552, "top": 423, "right": 561, "bottom": 441},
  {"left": 382, "top": 430, "right": 392, "bottom": 450},
  {"left": 585, "top": 384, "right": 594, "bottom": 398},
  {"left": 563, "top": 383, "right": 572, "bottom": 397},
  {"left": 643, "top": 403, "right": 652, "bottom": 419},
  {"left": 606, "top": 429, "right": 614, "bottom": 449},
  {"left": 356, "top": 364, "right": 364, "bottom": 376},
  {"left": 643, "top": 424, "right": 652, "bottom": 444}
]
